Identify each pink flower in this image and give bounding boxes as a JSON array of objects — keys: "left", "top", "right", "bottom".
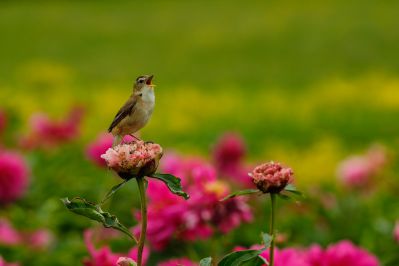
[
  {"left": 86, "top": 133, "right": 135, "bottom": 167},
  {"left": 83, "top": 230, "right": 149, "bottom": 266},
  {"left": 116, "top": 257, "right": 137, "bottom": 266},
  {"left": 394, "top": 220, "right": 399, "bottom": 244},
  {"left": 19, "top": 106, "right": 84, "bottom": 150},
  {"left": 101, "top": 140, "right": 163, "bottom": 179},
  {"left": 0, "top": 218, "right": 22, "bottom": 246},
  {"left": 26, "top": 229, "right": 53, "bottom": 250},
  {"left": 136, "top": 154, "right": 252, "bottom": 250},
  {"left": 234, "top": 240, "right": 379, "bottom": 266},
  {"left": 0, "top": 151, "right": 30, "bottom": 204},
  {"left": 249, "top": 162, "right": 293, "bottom": 193},
  {"left": 337, "top": 145, "right": 387, "bottom": 188},
  {"left": 307, "top": 240, "right": 379, "bottom": 266},
  {"left": 338, "top": 156, "right": 370, "bottom": 187},
  {"left": 0, "top": 256, "right": 19, "bottom": 266},
  {"left": 212, "top": 133, "right": 254, "bottom": 187},
  {"left": 213, "top": 132, "right": 246, "bottom": 173},
  {"left": 158, "top": 258, "right": 197, "bottom": 266}
]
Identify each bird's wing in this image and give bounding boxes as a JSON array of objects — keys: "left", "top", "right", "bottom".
[{"left": 108, "top": 96, "right": 137, "bottom": 132}]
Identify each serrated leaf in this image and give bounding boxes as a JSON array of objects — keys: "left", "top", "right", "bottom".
[
  {"left": 221, "top": 189, "right": 260, "bottom": 201},
  {"left": 284, "top": 184, "right": 304, "bottom": 197},
  {"left": 199, "top": 257, "right": 212, "bottom": 266},
  {"left": 100, "top": 179, "right": 129, "bottom": 205},
  {"left": 261, "top": 232, "right": 273, "bottom": 249},
  {"left": 150, "top": 173, "right": 189, "bottom": 199},
  {"left": 218, "top": 249, "right": 265, "bottom": 266},
  {"left": 61, "top": 197, "right": 137, "bottom": 243}
]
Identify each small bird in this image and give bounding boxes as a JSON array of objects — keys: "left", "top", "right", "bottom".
[{"left": 108, "top": 74, "right": 155, "bottom": 146}]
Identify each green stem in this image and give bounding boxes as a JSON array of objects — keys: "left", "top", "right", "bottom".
[
  {"left": 269, "top": 193, "right": 276, "bottom": 266},
  {"left": 137, "top": 177, "right": 147, "bottom": 266}
]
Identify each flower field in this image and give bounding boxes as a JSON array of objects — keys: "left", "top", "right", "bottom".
[{"left": 1, "top": 1, "right": 399, "bottom": 265}]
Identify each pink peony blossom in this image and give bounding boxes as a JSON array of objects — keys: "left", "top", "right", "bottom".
[
  {"left": 19, "top": 106, "right": 84, "bottom": 150},
  {"left": 0, "top": 151, "right": 30, "bottom": 204},
  {"left": 135, "top": 154, "right": 252, "bottom": 250},
  {"left": 337, "top": 145, "right": 387, "bottom": 188},
  {"left": 0, "top": 219, "right": 22, "bottom": 246},
  {"left": 86, "top": 133, "right": 135, "bottom": 167},
  {"left": 0, "top": 256, "right": 19, "bottom": 266},
  {"left": 158, "top": 258, "right": 197, "bottom": 266},
  {"left": 394, "top": 221, "right": 399, "bottom": 243},
  {"left": 101, "top": 140, "right": 163, "bottom": 179},
  {"left": 116, "top": 257, "right": 137, "bottom": 266},
  {"left": 83, "top": 230, "right": 149, "bottom": 266},
  {"left": 249, "top": 161, "right": 293, "bottom": 193}
]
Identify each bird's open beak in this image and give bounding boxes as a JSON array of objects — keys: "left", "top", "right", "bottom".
[{"left": 146, "top": 75, "right": 155, "bottom": 87}]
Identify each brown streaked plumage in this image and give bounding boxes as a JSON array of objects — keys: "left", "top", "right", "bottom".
[{"left": 108, "top": 75, "right": 155, "bottom": 146}]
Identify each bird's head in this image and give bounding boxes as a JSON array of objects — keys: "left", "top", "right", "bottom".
[{"left": 134, "top": 75, "right": 155, "bottom": 92}]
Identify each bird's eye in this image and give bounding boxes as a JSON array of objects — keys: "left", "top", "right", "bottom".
[
  {"left": 139, "top": 93, "right": 143, "bottom": 97},
  {"left": 138, "top": 78, "right": 145, "bottom": 84}
]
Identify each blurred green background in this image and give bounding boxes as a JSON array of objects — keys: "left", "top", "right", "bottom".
[
  {"left": 1, "top": 1, "right": 399, "bottom": 265},
  {"left": 2, "top": 0, "right": 399, "bottom": 185}
]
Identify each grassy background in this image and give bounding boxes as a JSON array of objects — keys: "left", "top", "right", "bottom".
[{"left": 1, "top": 1, "right": 399, "bottom": 264}]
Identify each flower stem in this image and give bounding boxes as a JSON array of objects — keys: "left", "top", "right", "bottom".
[
  {"left": 269, "top": 193, "right": 276, "bottom": 266},
  {"left": 137, "top": 177, "right": 147, "bottom": 266}
]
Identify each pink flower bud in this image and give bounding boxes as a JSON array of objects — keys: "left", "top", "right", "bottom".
[
  {"left": 101, "top": 141, "right": 163, "bottom": 179},
  {"left": 249, "top": 161, "right": 293, "bottom": 193}
]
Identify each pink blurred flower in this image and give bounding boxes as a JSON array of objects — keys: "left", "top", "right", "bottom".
[
  {"left": 83, "top": 230, "right": 149, "bottom": 266},
  {"left": 337, "top": 145, "right": 387, "bottom": 188},
  {"left": 0, "top": 256, "right": 19, "bottom": 266},
  {"left": 19, "top": 106, "right": 84, "bottom": 150},
  {"left": 307, "top": 240, "right": 379, "bottom": 266},
  {"left": 135, "top": 154, "right": 252, "bottom": 250},
  {"left": 26, "top": 229, "right": 53, "bottom": 250},
  {"left": 0, "top": 151, "right": 30, "bottom": 204},
  {"left": 213, "top": 132, "right": 246, "bottom": 173},
  {"left": 212, "top": 133, "right": 254, "bottom": 187},
  {"left": 158, "top": 258, "right": 197, "bottom": 266},
  {"left": 0, "top": 219, "right": 22, "bottom": 246},
  {"left": 394, "top": 221, "right": 399, "bottom": 243},
  {"left": 249, "top": 161, "right": 293, "bottom": 193},
  {"left": 101, "top": 140, "right": 163, "bottom": 179},
  {"left": 116, "top": 257, "right": 137, "bottom": 266},
  {"left": 86, "top": 133, "right": 135, "bottom": 167},
  {"left": 234, "top": 240, "right": 379, "bottom": 266}
]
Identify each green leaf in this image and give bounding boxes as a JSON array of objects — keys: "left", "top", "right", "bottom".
[
  {"left": 61, "top": 197, "right": 137, "bottom": 243},
  {"left": 277, "top": 193, "right": 292, "bottom": 201},
  {"left": 261, "top": 232, "right": 273, "bottom": 249},
  {"left": 284, "top": 184, "right": 304, "bottom": 197},
  {"left": 150, "top": 173, "right": 189, "bottom": 199},
  {"left": 100, "top": 179, "right": 129, "bottom": 205},
  {"left": 221, "top": 189, "right": 260, "bottom": 201},
  {"left": 218, "top": 249, "right": 265, "bottom": 266},
  {"left": 200, "top": 257, "right": 212, "bottom": 266}
]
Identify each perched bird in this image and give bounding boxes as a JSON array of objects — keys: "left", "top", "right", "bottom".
[{"left": 108, "top": 74, "right": 155, "bottom": 146}]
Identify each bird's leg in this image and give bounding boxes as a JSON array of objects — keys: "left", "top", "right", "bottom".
[
  {"left": 129, "top": 134, "right": 142, "bottom": 141},
  {"left": 112, "top": 135, "right": 122, "bottom": 147}
]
